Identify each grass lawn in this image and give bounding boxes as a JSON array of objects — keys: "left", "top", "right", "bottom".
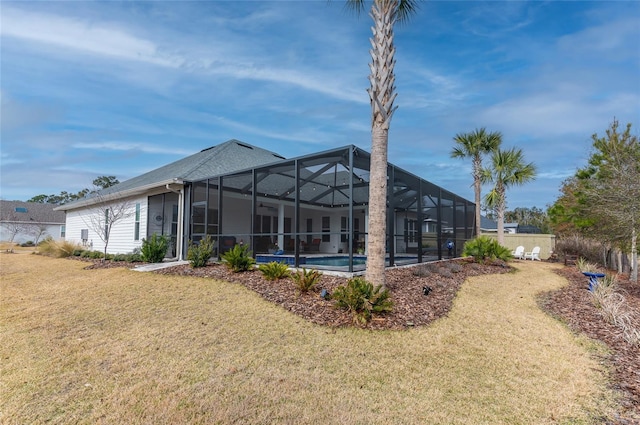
[{"left": 1, "top": 253, "right": 618, "bottom": 424}]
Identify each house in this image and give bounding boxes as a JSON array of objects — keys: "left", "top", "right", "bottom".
[
  {"left": 480, "top": 216, "right": 498, "bottom": 233},
  {"left": 0, "top": 200, "right": 66, "bottom": 244},
  {"left": 56, "top": 140, "right": 475, "bottom": 272}
]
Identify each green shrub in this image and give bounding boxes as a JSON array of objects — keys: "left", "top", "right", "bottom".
[
  {"left": 332, "top": 277, "right": 393, "bottom": 325},
  {"left": 462, "top": 236, "right": 512, "bottom": 263},
  {"left": 112, "top": 253, "right": 128, "bottom": 262},
  {"left": 290, "top": 268, "right": 322, "bottom": 292},
  {"left": 222, "top": 244, "right": 255, "bottom": 272},
  {"left": 259, "top": 261, "right": 291, "bottom": 281},
  {"left": 20, "top": 241, "right": 35, "bottom": 247},
  {"left": 72, "top": 249, "right": 84, "bottom": 257},
  {"left": 187, "top": 235, "right": 215, "bottom": 268},
  {"left": 128, "top": 253, "right": 142, "bottom": 263},
  {"left": 141, "top": 233, "right": 169, "bottom": 263},
  {"left": 89, "top": 250, "right": 104, "bottom": 259},
  {"left": 80, "top": 250, "right": 92, "bottom": 258}
]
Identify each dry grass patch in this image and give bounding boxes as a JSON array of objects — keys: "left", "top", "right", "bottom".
[{"left": 1, "top": 256, "right": 617, "bottom": 424}]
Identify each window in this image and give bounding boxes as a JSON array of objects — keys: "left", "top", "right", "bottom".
[
  {"left": 404, "top": 219, "right": 417, "bottom": 243},
  {"left": 104, "top": 209, "right": 109, "bottom": 239},
  {"left": 134, "top": 203, "right": 140, "bottom": 241},
  {"left": 254, "top": 214, "right": 274, "bottom": 233},
  {"left": 341, "top": 217, "right": 360, "bottom": 243},
  {"left": 15, "top": 207, "right": 27, "bottom": 213},
  {"left": 60, "top": 225, "right": 66, "bottom": 238},
  {"left": 207, "top": 208, "right": 218, "bottom": 235},
  {"left": 322, "top": 216, "right": 330, "bottom": 242}
]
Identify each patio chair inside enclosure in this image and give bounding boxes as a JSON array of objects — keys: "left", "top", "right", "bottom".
[
  {"left": 524, "top": 246, "right": 541, "bottom": 261},
  {"left": 511, "top": 245, "right": 525, "bottom": 259},
  {"left": 305, "top": 239, "right": 321, "bottom": 252},
  {"left": 220, "top": 236, "right": 236, "bottom": 254}
]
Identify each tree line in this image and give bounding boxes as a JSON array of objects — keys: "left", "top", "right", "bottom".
[
  {"left": 27, "top": 176, "right": 119, "bottom": 205},
  {"left": 548, "top": 120, "right": 639, "bottom": 281}
]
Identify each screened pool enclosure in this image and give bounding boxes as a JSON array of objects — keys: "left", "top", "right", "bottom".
[{"left": 184, "top": 145, "right": 474, "bottom": 272}]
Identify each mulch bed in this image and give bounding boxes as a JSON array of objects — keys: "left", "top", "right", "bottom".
[
  {"left": 539, "top": 266, "right": 640, "bottom": 422},
  {"left": 151, "top": 258, "right": 511, "bottom": 330},
  {"left": 81, "top": 257, "right": 639, "bottom": 421}
]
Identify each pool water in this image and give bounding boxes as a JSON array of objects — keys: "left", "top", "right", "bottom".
[
  {"left": 304, "top": 256, "right": 367, "bottom": 267},
  {"left": 256, "top": 254, "right": 417, "bottom": 268}
]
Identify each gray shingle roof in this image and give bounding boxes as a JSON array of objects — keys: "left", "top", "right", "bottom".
[
  {"left": 103, "top": 139, "right": 285, "bottom": 194},
  {"left": 0, "top": 200, "right": 66, "bottom": 224},
  {"left": 58, "top": 139, "right": 286, "bottom": 210},
  {"left": 480, "top": 215, "right": 497, "bottom": 230}
]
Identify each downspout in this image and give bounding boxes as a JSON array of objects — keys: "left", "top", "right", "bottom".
[{"left": 166, "top": 183, "right": 184, "bottom": 261}]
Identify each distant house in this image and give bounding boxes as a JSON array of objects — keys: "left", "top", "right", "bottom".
[
  {"left": 517, "top": 224, "right": 542, "bottom": 234},
  {"left": 504, "top": 223, "right": 519, "bottom": 234},
  {"left": 56, "top": 139, "right": 475, "bottom": 272},
  {"left": 480, "top": 216, "right": 498, "bottom": 233},
  {"left": 0, "top": 200, "right": 66, "bottom": 244},
  {"left": 479, "top": 218, "right": 542, "bottom": 235}
]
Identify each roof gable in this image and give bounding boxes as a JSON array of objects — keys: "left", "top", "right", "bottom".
[
  {"left": 59, "top": 140, "right": 286, "bottom": 209},
  {"left": 104, "top": 139, "right": 285, "bottom": 195}
]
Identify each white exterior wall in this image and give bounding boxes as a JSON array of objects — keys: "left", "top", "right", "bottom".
[
  {"left": 218, "top": 197, "right": 367, "bottom": 254},
  {"left": 65, "top": 195, "right": 148, "bottom": 254},
  {"left": 300, "top": 208, "right": 365, "bottom": 254},
  {"left": 0, "top": 223, "right": 64, "bottom": 244}
]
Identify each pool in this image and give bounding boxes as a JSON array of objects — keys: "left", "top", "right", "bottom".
[
  {"left": 255, "top": 254, "right": 417, "bottom": 269},
  {"left": 304, "top": 256, "right": 367, "bottom": 267}
]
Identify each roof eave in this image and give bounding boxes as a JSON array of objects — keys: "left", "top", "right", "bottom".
[{"left": 54, "top": 178, "right": 184, "bottom": 211}]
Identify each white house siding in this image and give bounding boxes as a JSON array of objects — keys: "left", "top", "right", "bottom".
[{"left": 65, "top": 195, "right": 148, "bottom": 254}]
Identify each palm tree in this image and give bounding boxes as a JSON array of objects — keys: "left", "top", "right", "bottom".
[
  {"left": 482, "top": 148, "right": 537, "bottom": 245},
  {"left": 451, "top": 128, "right": 502, "bottom": 237},
  {"left": 345, "top": 0, "right": 419, "bottom": 287}
]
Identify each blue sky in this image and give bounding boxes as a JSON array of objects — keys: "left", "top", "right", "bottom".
[{"left": 1, "top": 1, "right": 639, "bottom": 210}]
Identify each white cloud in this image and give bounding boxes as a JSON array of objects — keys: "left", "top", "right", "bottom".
[
  {"left": 72, "top": 141, "right": 192, "bottom": 156},
  {"left": 1, "top": 7, "right": 182, "bottom": 68},
  {"left": 1, "top": 6, "right": 366, "bottom": 104}
]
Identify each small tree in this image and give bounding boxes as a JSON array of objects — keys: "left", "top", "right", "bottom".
[
  {"left": 25, "top": 223, "right": 49, "bottom": 245},
  {"left": 1, "top": 212, "right": 25, "bottom": 249},
  {"left": 580, "top": 120, "right": 639, "bottom": 282},
  {"left": 82, "top": 193, "right": 133, "bottom": 260}
]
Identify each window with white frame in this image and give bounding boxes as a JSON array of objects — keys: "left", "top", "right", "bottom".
[{"left": 134, "top": 203, "right": 140, "bottom": 241}]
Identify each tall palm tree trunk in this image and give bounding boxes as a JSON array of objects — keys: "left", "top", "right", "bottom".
[
  {"left": 367, "top": 125, "right": 389, "bottom": 285},
  {"left": 473, "top": 157, "right": 482, "bottom": 237},
  {"left": 496, "top": 187, "right": 506, "bottom": 245},
  {"left": 365, "top": 0, "right": 398, "bottom": 287}
]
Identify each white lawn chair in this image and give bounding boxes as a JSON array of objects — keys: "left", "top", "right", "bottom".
[
  {"left": 511, "top": 245, "right": 525, "bottom": 259},
  {"left": 524, "top": 246, "right": 541, "bottom": 261}
]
